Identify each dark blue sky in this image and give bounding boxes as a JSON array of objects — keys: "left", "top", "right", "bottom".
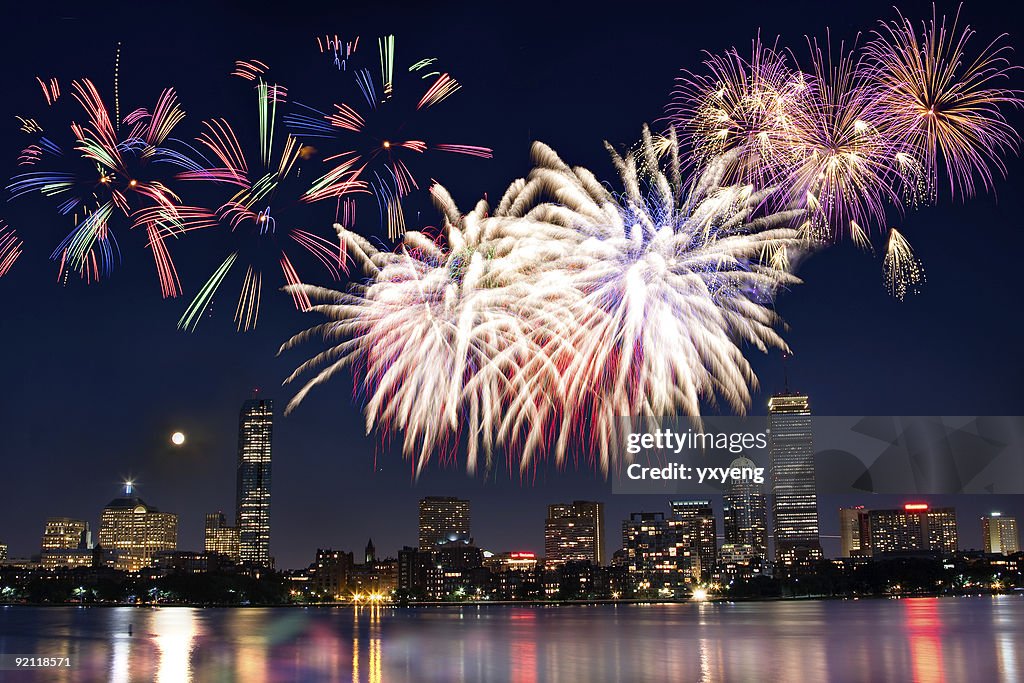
[{"left": 1, "top": 0, "right": 1022, "bottom": 569}]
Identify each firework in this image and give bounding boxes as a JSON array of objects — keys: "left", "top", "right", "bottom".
[
  {"left": 864, "top": 6, "right": 1022, "bottom": 199},
  {"left": 286, "top": 35, "right": 492, "bottom": 239},
  {"left": 0, "top": 222, "right": 23, "bottom": 277},
  {"left": 173, "top": 61, "right": 354, "bottom": 331},
  {"left": 282, "top": 127, "right": 805, "bottom": 474},
  {"left": 669, "top": 36, "right": 808, "bottom": 190},
  {"left": 883, "top": 227, "right": 925, "bottom": 301},
  {"left": 8, "top": 77, "right": 214, "bottom": 296}
]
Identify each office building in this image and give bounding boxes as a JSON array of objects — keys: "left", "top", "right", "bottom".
[
  {"left": 867, "top": 503, "right": 958, "bottom": 556},
  {"left": 670, "top": 499, "right": 717, "bottom": 580},
  {"left": 41, "top": 518, "right": 91, "bottom": 552},
  {"left": 982, "top": 512, "right": 1020, "bottom": 556},
  {"left": 723, "top": 456, "right": 769, "bottom": 561},
  {"left": 769, "top": 393, "right": 822, "bottom": 566},
  {"left": 204, "top": 512, "right": 240, "bottom": 563},
  {"left": 98, "top": 482, "right": 178, "bottom": 572},
  {"left": 839, "top": 506, "right": 870, "bottom": 557},
  {"left": 0, "top": 543, "right": 6, "bottom": 563},
  {"left": 237, "top": 398, "right": 273, "bottom": 567},
  {"left": 418, "top": 496, "right": 470, "bottom": 549},
  {"left": 545, "top": 501, "right": 604, "bottom": 565}
]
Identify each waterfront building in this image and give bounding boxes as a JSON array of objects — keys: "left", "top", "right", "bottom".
[
  {"left": 545, "top": 501, "right": 604, "bottom": 565},
  {"left": 622, "top": 512, "right": 695, "bottom": 595},
  {"left": 982, "top": 512, "right": 1019, "bottom": 556},
  {"left": 418, "top": 496, "right": 471, "bottom": 549},
  {"left": 204, "top": 511, "right": 240, "bottom": 563},
  {"left": 669, "top": 499, "right": 717, "bottom": 580},
  {"left": 236, "top": 398, "right": 273, "bottom": 567},
  {"left": 98, "top": 482, "right": 177, "bottom": 572},
  {"left": 769, "top": 393, "right": 822, "bottom": 567},
  {"left": 311, "top": 548, "right": 354, "bottom": 600},
  {"left": 867, "top": 503, "right": 958, "bottom": 556}
]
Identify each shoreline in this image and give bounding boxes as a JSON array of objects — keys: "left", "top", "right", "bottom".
[{"left": 2, "top": 591, "right": 1018, "bottom": 609}]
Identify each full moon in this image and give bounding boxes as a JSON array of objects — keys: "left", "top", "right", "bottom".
[{"left": 171, "top": 432, "right": 186, "bottom": 446}]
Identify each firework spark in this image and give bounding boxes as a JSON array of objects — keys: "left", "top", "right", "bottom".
[
  {"left": 883, "top": 227, "right": 925, "bottom": 301},
  {"left": 0, "top": 222, "right": 23, "bottom": 277}
]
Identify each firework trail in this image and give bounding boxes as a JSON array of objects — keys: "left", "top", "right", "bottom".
[
  {"left": 8, "top": 78, "right": 215, "bottom": 296},
  {"left": 0, "top": 222, "right": 23, "bottom": 278},
  {"left": 883, "top": 227, "right": 925, "bottom": 301},
  {"left": 282, "top": 127, "right": 805, "bottom": 474},
  {"left": 173, "top": 60, "right": 355, "bottom": 331},
  {"left": 286, "top": 35, "right": 492, "bottom": 239}
]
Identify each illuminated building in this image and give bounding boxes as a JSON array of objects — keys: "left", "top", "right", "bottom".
[
  {"left": 312, "top": 549, "right": 354, "bottom": 600},
  {"left": 41, "top": 518, "right": 91, "bottom": 552},
  {"left": 622, "top": 512, "right": 695, "bottom": 594},
  {"left": 0, "top": 543, "right": 6, "bottom": 562},
  {"left": 545, "top": 501, "right": 604, "bottom": 565},
  {"left": 365, "top": 538, "right": 376, "bottom": 564},
  {"left": 670, "top": 499, "right": 717, "bottom": 580},
  {"left": 485, "top": 551, "right": 539, "bottom": 573},
  {"left": 425, "top": 541, "right": 485, "bottom": 601},
  {"left": 418, "top": 496, "right": 471, "bottom": 549},
  {"left": 98, "top": 482, "right": 178, "bottom": 572},
  {"left": 839, "top": 506, "right": 869, "bottom": 557},
  {"left": 982, "top": 512, "right": 1020, "bottom": 556},
  {"left": 723, "top": 456, "right": 768, "bottom": 561},
  {"left": 236, "top": 398, "right": 273, "bottom": 567},
  {"left": 866, "top": 503, "right": 958, "bottom": 556},
  {"left": 768, "top": 393, "right": 822, "bottom": 566},
  {"left": 204, "top": 512, "right": 240, "bottom": 563},
  {"left": 718, "top": 543, "right": 765, "bottom": 581}
]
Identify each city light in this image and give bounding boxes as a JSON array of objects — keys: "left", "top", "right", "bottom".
[
  {"left": 692, "top": 588, "right": 708, "bottom": 602},
  {"left": 904, "top": 503, "right": 929, "bottom": 511}
]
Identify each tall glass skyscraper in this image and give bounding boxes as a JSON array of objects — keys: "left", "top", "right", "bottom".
[
  {"left": 236, "top": 398, "right": 273, "bottom": 567},
  {"left": 768, "top": 393, "right": 822, "bottom": 567},
  {"left": 545, "top": 501, "right": 605, "bottom": 565}
]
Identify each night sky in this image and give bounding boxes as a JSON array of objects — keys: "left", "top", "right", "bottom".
[{"left": 1, "top": 0, "right": 1023, "bottom": 569}]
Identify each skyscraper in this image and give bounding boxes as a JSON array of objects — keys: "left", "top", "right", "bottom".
[
  {"left": 98, "top": 482, "right": 178, "bottom": 572},
  {"left": 866, "top": 503, "right": 958, "bottom": 556},
  {"left": 722, "top": 456, "right": 768, "bottom": 560},
  {"left": 545, "top": 501, "right": 605, "bottom": 565},
  {"left": 982, "top": 512, "right": 1020, "bottom": 555},
  {"left": 205, "top": 511, "right": 240, "bottom": 563},
  {"left": 236, "top": 398, "right": 272, "bottom": 567},
  {"left": 418, "top": 496, "right": 470, "bottom": 549},
  {"left": 769, "top": 393, "right": 822, "bottom": 566},
  {"left": 839, "top": 506, "right": 869, "bottom": 557},
  {"left": 669, "top": 499, "right": 717, "bottom": 580}
]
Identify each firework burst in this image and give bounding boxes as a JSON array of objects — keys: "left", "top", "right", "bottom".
[
  {"left": 173, "top": 60, "right": 354, "bottom": 331},
  {"left": 286, "top": 35, "right": 492, "bottom": 239},
  {"left": 865, "top": 6, "right": 1022, "bottom": 199},
  {"left": 283, "top": 127, "right": 805, "bottom": 474},
  {"left": 8, "top": 77, "right": 214, "bottom": 296}
]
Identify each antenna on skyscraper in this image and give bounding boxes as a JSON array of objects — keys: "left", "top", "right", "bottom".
[{"left": 782, "top": 352, "right": 792, "bottom": 393}]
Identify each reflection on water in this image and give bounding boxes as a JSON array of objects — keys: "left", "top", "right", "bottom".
[{"left": 0, "top": 597, "right": 1021, "bottom": 682}]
